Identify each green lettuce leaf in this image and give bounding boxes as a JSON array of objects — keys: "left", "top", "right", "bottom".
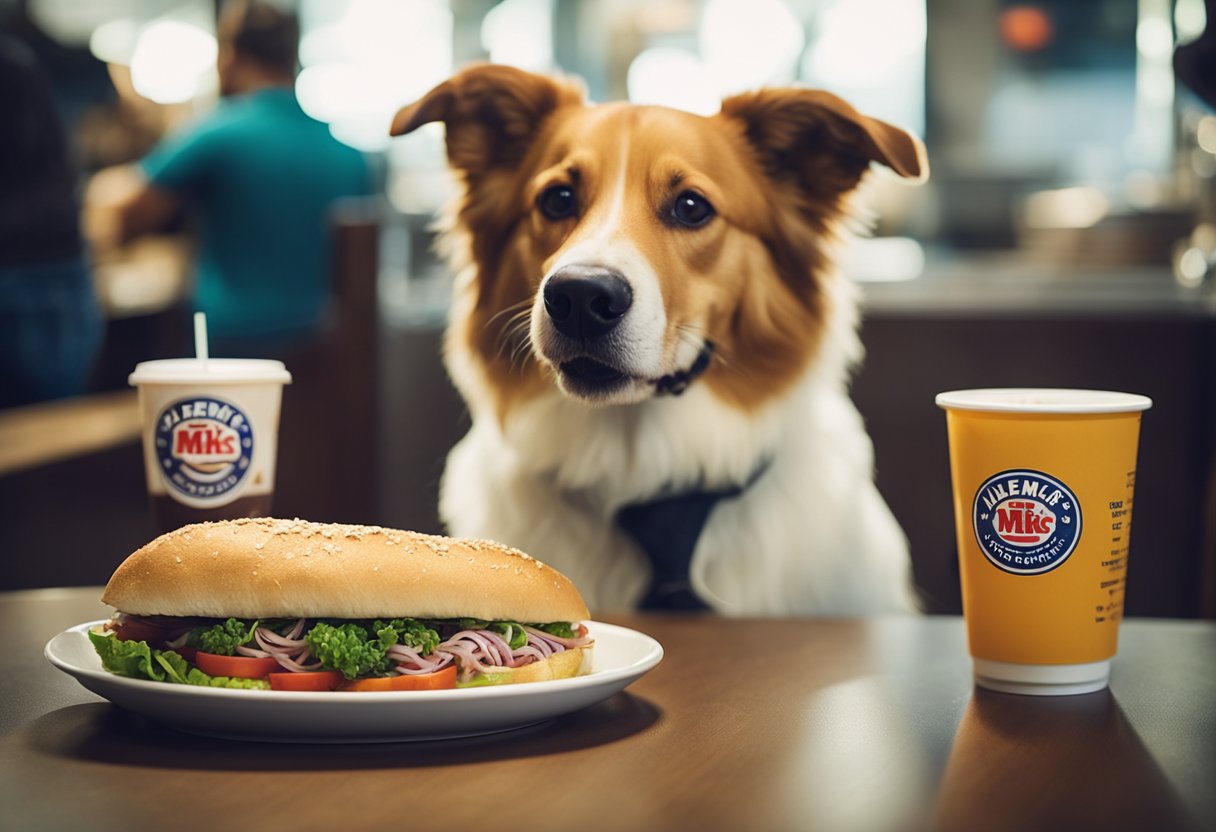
[
  {"left": 90, "top": 629, "right": 180, "bottom": 681},
  {"left": 88, "top": 630, "right": 269, "bottom": 690},
  {"left": 183, "top": 668, "right": 271, "bottom": 689},
  {"left": 455, "top": 671, "right": 509, "bottom": 688}
]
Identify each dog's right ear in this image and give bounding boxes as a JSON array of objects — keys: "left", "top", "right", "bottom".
[{"left": 390, "top": 64, "right": 583, "bottom": 176}]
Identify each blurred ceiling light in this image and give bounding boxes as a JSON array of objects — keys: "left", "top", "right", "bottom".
[
  {"left": 1136, "top": 15, "right": 1175, "bottom": 60},
  {"left": 129, "top": 20, "right": 217, "bottom": 105},
  {"left": 336, "top": 0, "right": 447, "bottom": 70},
  {"left": 1176, "top": 246, "right": 1210, "bottom": 287},
  {"left": 31, "top": 0, "right": 142, "bottom": 46},
  {"left": 626, "top": 47, "right": 719, "bottom": 115},
  {"left": 1175, "top": 0, "right": 1208, "bottom": 42},
  {"left": 805, "top": 0, "right": 925, "bottom": 86},
  {"left": 88, "top": 19, "right": 142, "bottom": 65},
  {"left": 699, "top": 0, "right": 804, "bottom": 94},
  {"left": 998, "top": 6, "right": 1054, "bottom": 52},
  {"left": 1174, "top": 222, "right": 1216, "bottom": 287},
  {"left": 1023, "top": 187, "right": 1110, "bottom": 229},
  {"left": 1196, "top": 116, "right": 1216, "bottom": 154},
  {"left": 801, "top": 0, "right": 925, "bottom": 134},
  {"left": 299, "top": 0, "right": 454, "bottom": 152},
  {"left": 296, "top": 63, "right": 370, "bottom": 124},
  {"left": 481, "top": 0, "right": 554, "bottom": 72}
]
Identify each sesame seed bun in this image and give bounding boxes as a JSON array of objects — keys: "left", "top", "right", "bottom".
[{"left": 101, "top": 518, "right": 591, "bottom": 623}]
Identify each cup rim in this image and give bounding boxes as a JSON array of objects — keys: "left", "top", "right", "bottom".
[
  {"left": 129, "top": 358, "right": 292, "bottom": 386},
  {"left": 935, "top": 388, "right": 1152, "bottom": 414}
]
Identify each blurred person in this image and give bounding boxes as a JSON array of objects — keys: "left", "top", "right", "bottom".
[
  {"left": 91, "top": 0, "right": 372, "bottom": 356},
  {"left": 0, "top": 33, "right": 104, "bottom": 409}
]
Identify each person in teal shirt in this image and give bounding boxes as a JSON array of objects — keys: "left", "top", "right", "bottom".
[{"left": 107, "top": 0, "right": 371, "bottom": 350}]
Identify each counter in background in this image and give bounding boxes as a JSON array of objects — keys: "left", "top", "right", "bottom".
[{"left": 854, "top": 255, "right": 1216, "bottom": 618}]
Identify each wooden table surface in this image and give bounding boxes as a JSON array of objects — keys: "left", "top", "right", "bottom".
[{"left": 1, "top": 587, "right": 1212, "bottom": 832}]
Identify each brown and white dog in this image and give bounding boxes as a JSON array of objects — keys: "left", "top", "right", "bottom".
[{"left": 390, "top": 65, "right": 926, "bottom": 616}]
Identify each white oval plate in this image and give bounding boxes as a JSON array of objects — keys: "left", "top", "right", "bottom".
[{"left": 46, "top": 620, "right": 662, "bottom": 743}]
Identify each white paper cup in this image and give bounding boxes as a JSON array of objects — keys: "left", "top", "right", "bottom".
[{"left": 129, "top": 358, "right": 291, "bottom": 530}]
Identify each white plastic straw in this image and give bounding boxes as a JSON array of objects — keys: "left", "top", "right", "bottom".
[{"left": 194, "top": 312, "right": 210, "bottom": 371}]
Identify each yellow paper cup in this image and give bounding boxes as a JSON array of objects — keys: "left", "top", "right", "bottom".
[{"left": 936, "top": 389, "right": 1151, "bottom": 696}]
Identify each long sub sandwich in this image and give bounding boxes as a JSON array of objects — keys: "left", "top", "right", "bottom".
[{"left": 89, "top": 518, "right": 593, "bottom": 691}]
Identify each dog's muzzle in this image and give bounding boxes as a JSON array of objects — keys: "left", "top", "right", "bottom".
[
  {"left": 543, "top": 265, "right": 633, "bottom": 339},
  {"left": 538, "top": 264, "right": 712, "bottom": 400}
]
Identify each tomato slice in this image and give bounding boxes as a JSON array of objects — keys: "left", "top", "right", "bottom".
[
  {"left": 340, "top": 665, "right": 458, "bottom": 692},
  {"left": 268, "top": 670, "right": 344, "bottom": 692},
  {"left": 194, "top": 651, "right": 281, "bottom": 679}
]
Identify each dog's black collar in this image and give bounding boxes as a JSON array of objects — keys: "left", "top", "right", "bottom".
[
  {"left": 652, "top": 341, "right": 714, "bottom": 396},
  {"left": 616, "top": 457, "right": 772, "bottom": 611}
]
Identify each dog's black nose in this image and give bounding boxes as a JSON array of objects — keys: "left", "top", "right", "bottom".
[{"left": 543, "top": 266, "right": 633, "bottom": 339}]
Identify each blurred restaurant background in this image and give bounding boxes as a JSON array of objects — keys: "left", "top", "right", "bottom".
[{"left": 1, "top": 0, "right": 1213, "bottom": 618}]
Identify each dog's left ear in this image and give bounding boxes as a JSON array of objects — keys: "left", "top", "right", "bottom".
[
  {"left": 719, "top": 88, "right": 928, "bottom": 198},
  {"left": 390, "top": 64, "right": 583, "bottom": 176}
]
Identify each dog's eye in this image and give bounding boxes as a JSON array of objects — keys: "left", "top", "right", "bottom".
[
  {"left": 671, "top": 191, "right": 715, "bottom": 227},
  {"left": 538, "top": 185, "right": 577, "bottom": 220}
]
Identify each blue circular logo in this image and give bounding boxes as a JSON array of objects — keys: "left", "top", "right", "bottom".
[
  {"left": 972, "top": 469, "right": 1082, "bottom": 575},
  {"left": 154, "top": 396, "right": 254, "bottom": 501}
]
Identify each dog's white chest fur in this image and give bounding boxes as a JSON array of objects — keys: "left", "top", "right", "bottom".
[{"left": 439, "top": 350, "right": 917, "bottom": 616}]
